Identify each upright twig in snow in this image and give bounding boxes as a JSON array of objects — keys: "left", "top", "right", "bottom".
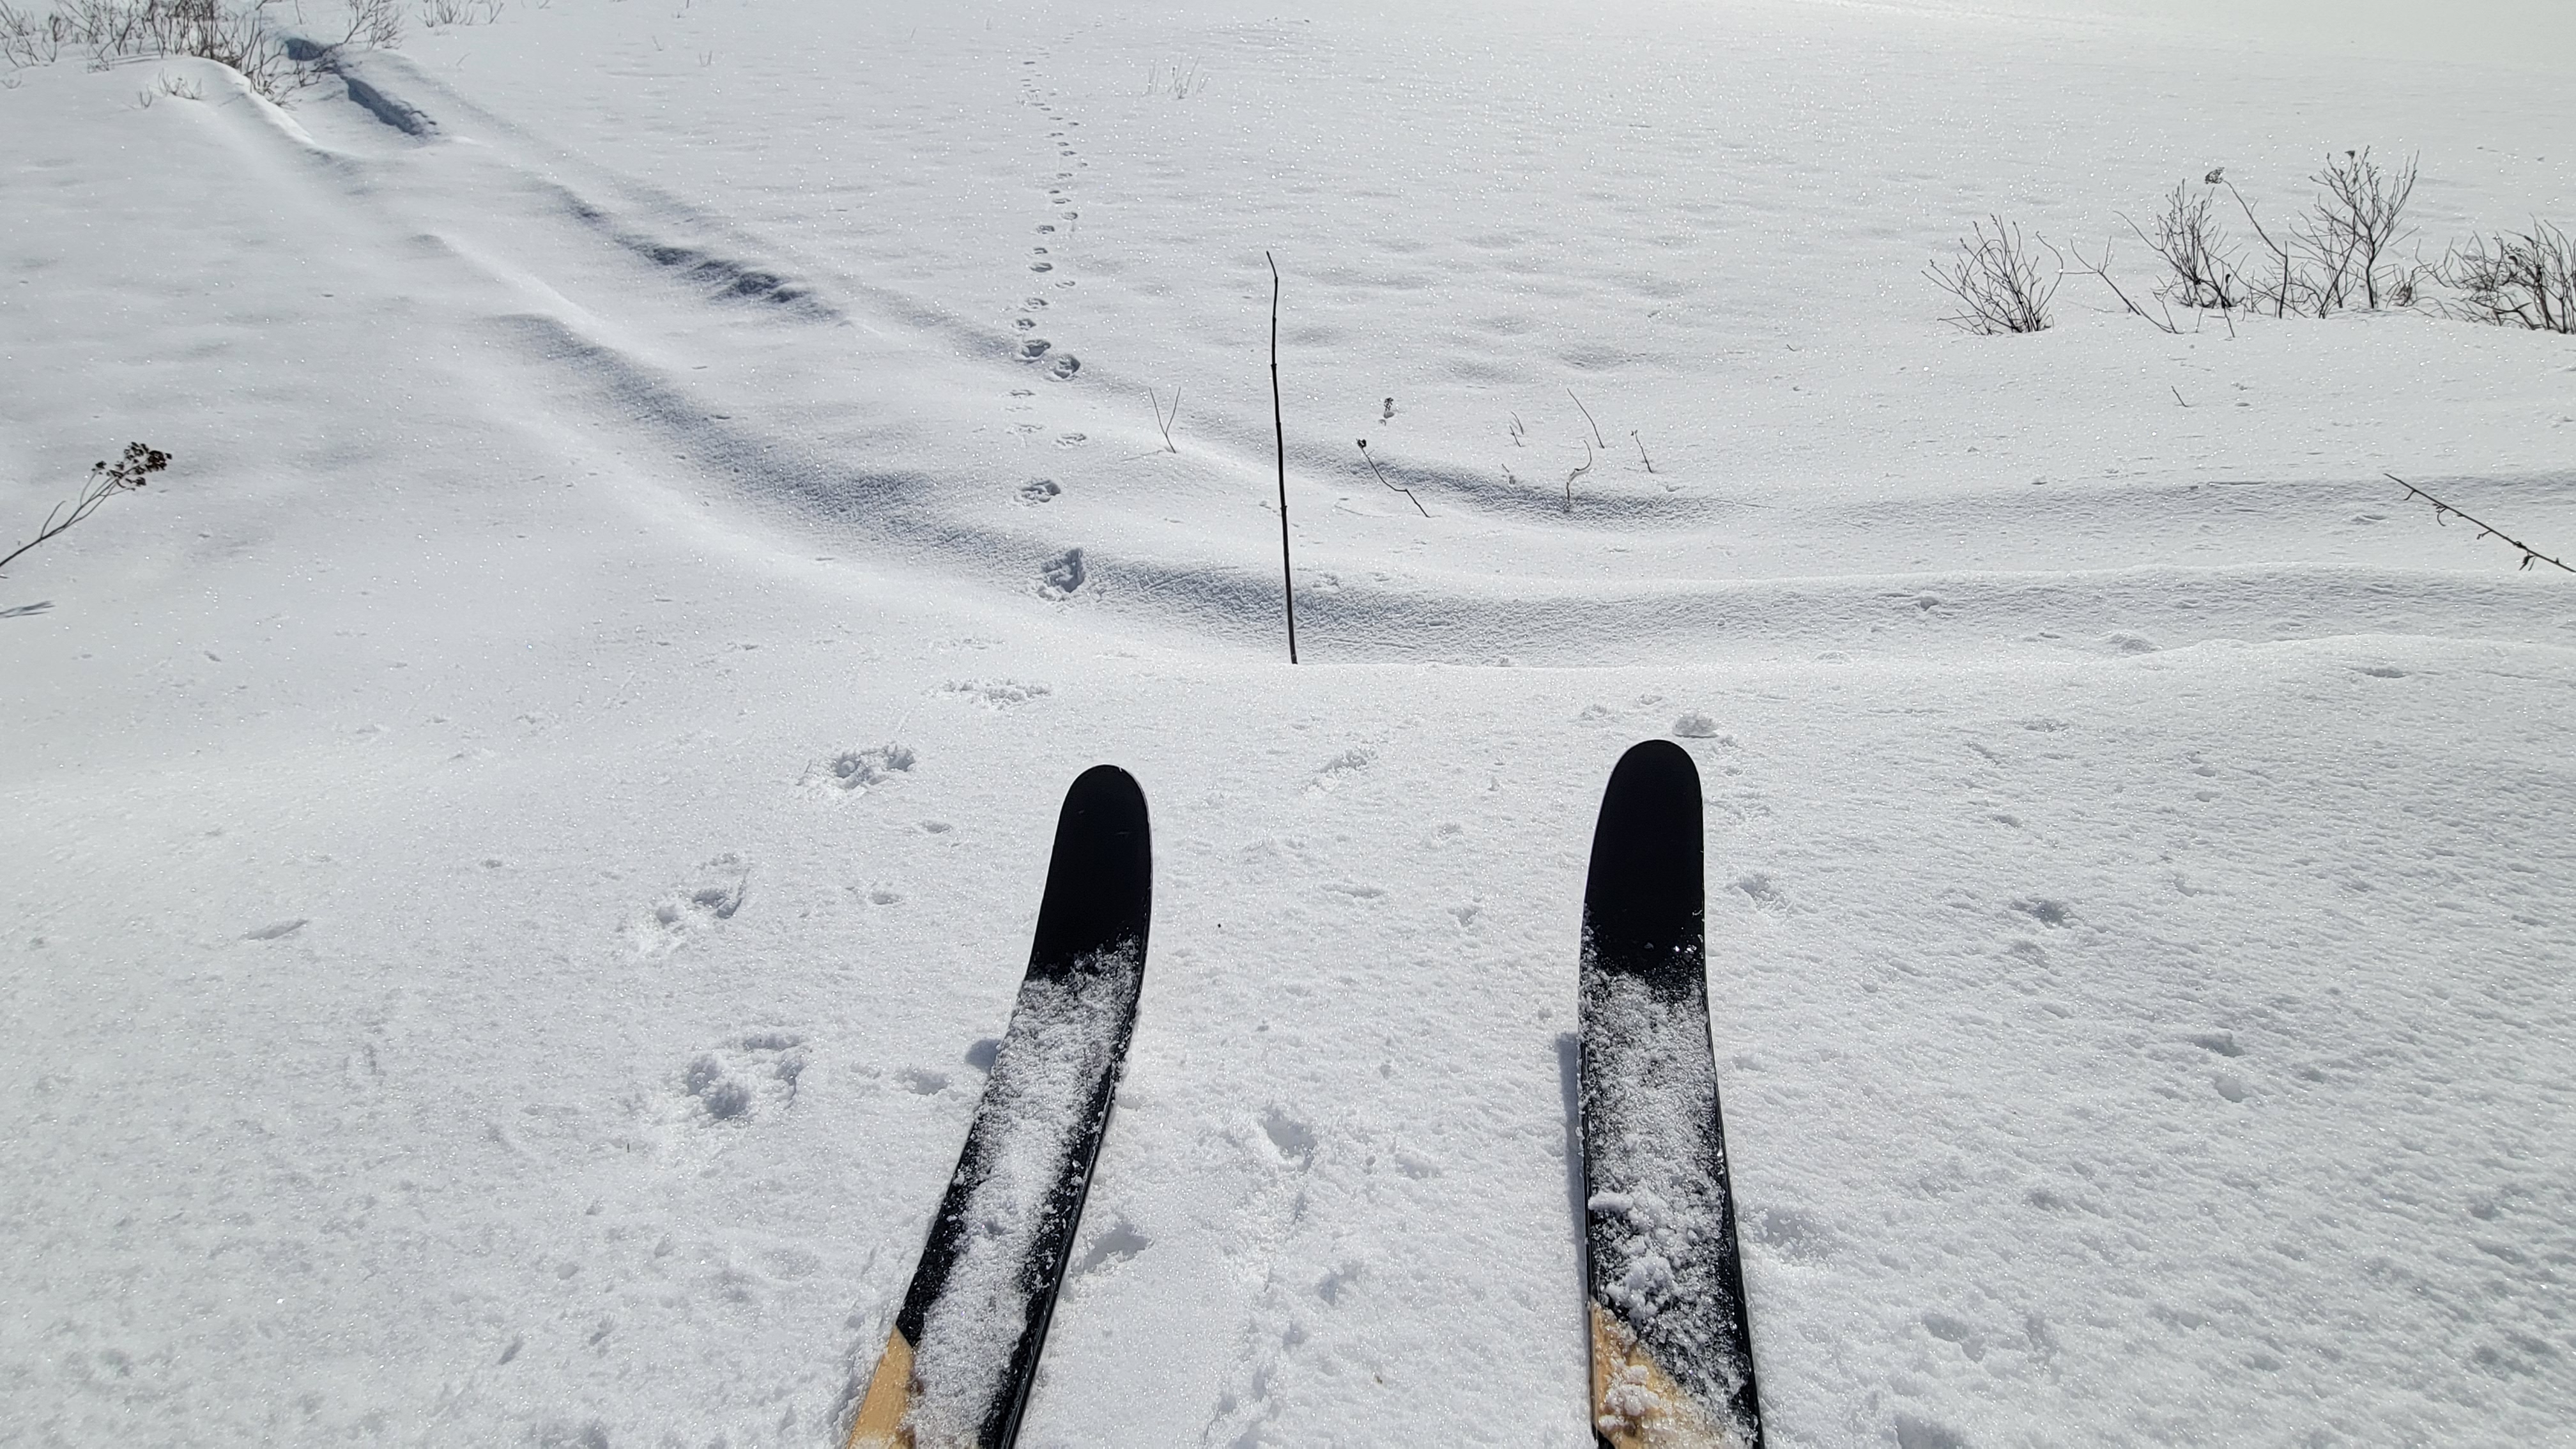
[
  {"left": 1147, "top": 386, "right": 1180, "bottom": 452},
  {"left": 1629, "top": 429, "right": 1655, "bottom": 473},
  {"left": 2386, "top": 474, "right": 2572, "bottom": 572},
  {"left": 1267, "top": 252, "right": 1297, "bottom": 664},
  {"left": 2058, "top": 238, "right": 2181, "bottom": 334},
  {"left": 1355, "top": 440, "right": 1428, "bottom": 518},
  {"left": 1565, "top": 436, "right": 1593, "bottom": 512},
  {"left": 1, "top": 443, "right": 171, "bottom": 578},
  {"left": 1567, "top": 389, "right": 1604, "bottom": 448},
  {"left": 1508, "top": 412, "right": 1526, "bottom": 447}
]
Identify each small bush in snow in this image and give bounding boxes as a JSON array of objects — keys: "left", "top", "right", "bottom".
[
  {"left": 1926, "top": 215, "right": 2057, "bottom": 335},
  {"left": 2144, "top": 154, "right": 2422, "bottom": 321},
  {"left": 2128, "top": 179, "right": 2248, "bottom": 312},
  {"left": 418, "top": 0, "right": 500, "bottom": 29},
  {"left": 0, "top": 0, "right": 402, "bottom": 102},
  {"left": 2442, "top": 222, "right": 2576, "bottom": 334},
  {"left": 2289, "top": 148, "right": 2423, "bottom": 312}
]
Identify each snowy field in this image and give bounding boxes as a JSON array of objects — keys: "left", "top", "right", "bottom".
[{"left": 5, "top": 0, "right": 2575, "bottom": 1443}]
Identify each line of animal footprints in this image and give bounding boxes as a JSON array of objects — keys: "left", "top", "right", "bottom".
[{"left": 1014, "top": 61, "right": 1082, "bottom": 379}]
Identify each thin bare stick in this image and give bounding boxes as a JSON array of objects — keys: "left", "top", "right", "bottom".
[
  {"left": 2058, "top": 238, "right": 2180, "bottom": 334},
  {"left": 2224, "top": 179, "right": 2294, "bottom": 319},
  {"left": 1147, "top": 386, "right": 1179, "bottom": 452},
  {"left": 1565, "top": 436, "right": 1593, "bottom": 512},
  {"left": 2172, "top": 387, "right": 2189, "bottom": 408},
  {"left": 1567, "top": 389, "right": 1604, "bottom": 448},
  {"left": 2387, "top": 473, "right": 2572, "bottom": 572},
  {"left": 1509, "top": 412, "right": 1526, "bottom": 447},
  {"left": 1355, "top": 439, "right": 1428, "bottom": 518},
  {"left": 1268, "top": 252, "right": 1297, "bottom": 663},
  {"left": 1629, "top": 429, "right": 1655, "bottom": 473}
]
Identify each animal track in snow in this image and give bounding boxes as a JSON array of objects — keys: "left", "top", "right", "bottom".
[
  {"left": 629, "top": 853, "right": 751, "bottom": 958},
  {"left": 939, "top": 679, "right": 1053, "bottom": 709},
  {"left": 1305, "top": 747, "right": 1372, "bottom": 795},
  {"left": 1039, "top": 548, "right": 1087, "bottom": 597},
  {"left": 1733, "top": 872, "right": 1789, "bottom": 912},
  {"left": 1262, "top": 1107, "right": 1318, "bottom": 1165},
  {"left": 1070, "top": 1216, "right": 1150, "bottom": 1278},
  {"left": 2011, "top": 897, "right": 2073, "bottom": 927},
  {"left": 677, "top": 1031, "right": 808, "bottom": 1126},
  {"left": 1018, "top": 477, "right": 1061, "bottom": 504},
  {"left": 802, "top": 742, "right": 916, "bottom": 795},
  {"left": 1048, "top": 354, "right": 1080, "bottom": 379}
]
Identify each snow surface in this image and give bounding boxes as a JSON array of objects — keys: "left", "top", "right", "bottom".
[{"left": 3, "top": 1, "right": 2573, "bottom": 1445}]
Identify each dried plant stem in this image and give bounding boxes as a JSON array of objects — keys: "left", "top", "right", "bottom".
[
  {"left": 1355, "top": 440, "right": 1428, "bottom": 518},
  {"left": 2387, "top": 474, "right": 2572, "bottom": 572},
  {"left": 1567, "top": 389, "right": 1604, "bottom": 448},
  {"left": 1, "top": 443, "right": 171, "bottom": 577}
]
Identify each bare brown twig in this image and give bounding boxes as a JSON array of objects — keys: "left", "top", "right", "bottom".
[
  {"left": 2387, "top": 473, "right": 2572, "bottom": 573},
  {"left": 1354, "top": 439, "right": 1427, "bottom": 518},
  {"left": 1567, "top": 389, "right": 1604, "bottom": 448}
]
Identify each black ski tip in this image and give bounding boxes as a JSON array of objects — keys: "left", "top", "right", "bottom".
[
  {"left": 1031, "top": 765, "right": 1153, "bottom": 970},
  {"left": 1583, "top": 740, "right": 1703, "bottom": 983}
]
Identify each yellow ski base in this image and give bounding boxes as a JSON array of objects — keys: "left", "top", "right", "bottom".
[
  {"left": 846, "top": 1326, "right": 916, "bottom": 1449},
  {"left": 1589, "top": 1301, "right": 1748, "bottom": 1449}
]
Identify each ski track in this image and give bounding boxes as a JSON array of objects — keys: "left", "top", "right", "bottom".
[{"left": 144, "top": 43, "right": 2576, "bottom": 669}]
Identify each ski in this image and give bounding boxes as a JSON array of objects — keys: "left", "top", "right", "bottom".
[
  {"left": 848, "top": 765, "right": 1153, "bottom": 1449},
  {"left": 1577, "top": 740, "right": 1764, "bottom": 1449}
]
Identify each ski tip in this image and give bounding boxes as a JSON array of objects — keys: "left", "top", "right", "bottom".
[
  {"left": 1032, "top": 765, "right": 1153, "bottom": 967},
  {"left": 1064, "top": 762, "right": 1145, "bottom": 809},
  {"left": 1592, "top": 740, "right": 1703, "bottom": 854},
  {"left": 1611, "top": 737, "right": 1701, "bottom": 794},
  {"left": 1584, "top": 740, "right": 1704, "bottom": 950}
]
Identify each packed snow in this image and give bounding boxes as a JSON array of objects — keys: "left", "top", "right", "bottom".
[
  {"left": 1580, "top": 967, "right": 1756, "bottom": 1448},
  {"left": 4, "top": 1, "right": 2573, "bottom": 1445},
  {"left": 907, "top": 942, "right": 1140, "bottom": 1449}
]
